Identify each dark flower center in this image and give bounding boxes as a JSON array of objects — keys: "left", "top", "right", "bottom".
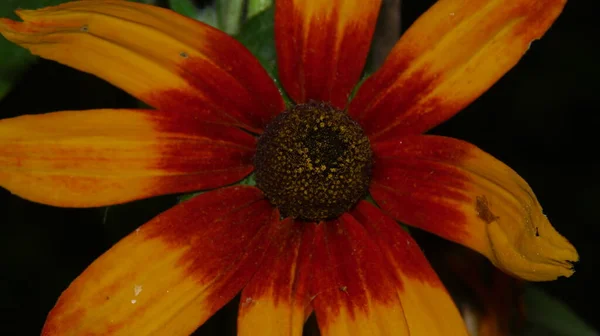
[{"left": 254, "top": 101, "right": 372, "bottom": 221}]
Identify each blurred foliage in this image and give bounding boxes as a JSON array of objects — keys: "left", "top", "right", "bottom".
[
  {"left": 523, "top": 286, "right": 597, "bottom": 336},
  {"left": 235, "top": 6, "right": 277, "bottom": 79},
  {"left": 195, "top": 4, "right": 218, "bottom": 28},
  {"left": 247, "top": 0, "right": 272, "bottom": 18},
  {"left": 0, "top": 0, "right": 66, "bottom": 99},
  {"left": 167, "top": 0, "right": 198, "bottom": 19},
  {"left": 215, "top": 0, "right": 243, "bottom": 34}
]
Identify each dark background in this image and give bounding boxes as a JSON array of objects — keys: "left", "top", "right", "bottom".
[{"left": 0, "top": 0, "right": 598, "bottom": 335}]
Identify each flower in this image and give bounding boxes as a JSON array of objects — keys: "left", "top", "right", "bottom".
[
  {"left": 0, "top": 0, "right": 578, "bottom": 335},
  {"left": 424, "top": 238, "right": 527, "bottom": 336}
]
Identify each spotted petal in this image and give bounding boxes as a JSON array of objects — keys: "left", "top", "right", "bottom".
[
  {"left": 0, "top": 109, "right": 254, "bottom": 207},
  {"left": 0, "top": 0, "right": 283, "bottom": 132},
  {"left": 43, "top": 186, "right": 276, "bottom": 336},
  {"left": 370, "top": 135, "right": 578, "bottom": 281}
]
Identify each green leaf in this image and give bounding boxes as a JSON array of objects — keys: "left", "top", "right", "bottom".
[
  {"left": 522, "top": 286, "right": 597, "bottom": 336},
  {"left": 177, "top": 191, "right": 203, "bottom": 203},
  {"left": 235, "top": 5, "right": 291, "bottom": 105},
  {"left": 247, "top": 0, "right": 272, "bottom": 18},
  {"left": 238, "top": 173, "right": 256, "bottom": 187},
  {"left": 167, "top": 0, "right": 198, "bottom": 19},
  {"left": 0, "top": 79, "right": 12, "bottom": 99},
  {"left": 235, "top": 6, "right": 277, "bottom": 80},
  {"left": 0, "top": 0, "right": 67, "bottom": 99}
]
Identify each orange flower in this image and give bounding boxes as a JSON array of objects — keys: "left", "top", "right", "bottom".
[{"left": 0, "top": 0, "right": 578, "bottom": 335}]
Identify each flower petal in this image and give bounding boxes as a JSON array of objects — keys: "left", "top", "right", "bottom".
[
  {"left": 42, "top": 186, "right": 276, "bottom": 336},
  {"left": 349, "top": 0, "right": 566, "bottom": 141},
  {"left": 275, "top": 0, "right": 381, "bottom": 108},
  {"left": 442, "top": 247, "right": 524, "bottom": 336},
  {"left": 351, "top": 201, "right": 469, "bottom": 336},
  {"left": 0, "top": 0, "right": 284, "bottom": 132},
  {"left": 370, "top": 135, "right": 578, "bottom": 281},
  {"left": 0, "top": 109, "right": 255, "bottom": 207},
  {"left": 238, "top": 219, "right": 314, "bottom": 336},
  {"left": 310, "top": 217, "right": 410, "bottom": 336}
]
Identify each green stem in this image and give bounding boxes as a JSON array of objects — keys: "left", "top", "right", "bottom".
[
  {"left": 216, "top": 0, "right": 245, "bottom": 35},
  {"left": 247, "top": 0, "right": 273, "bottom": 18}
]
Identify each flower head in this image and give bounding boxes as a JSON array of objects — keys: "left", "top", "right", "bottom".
[{"left": 0, "top": 0, "right": 578, "bottom": 335}]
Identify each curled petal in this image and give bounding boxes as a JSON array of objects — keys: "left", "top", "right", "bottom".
[
  {"left": 0, "top": 0, "right": 283, "bottom": 132},
  {"left": 43, "top": 186, "right": 276, "bottom": 336},
  {"left": 370, "top": 135, "right": 578, "bottom": 281},
  {"left": 0, "top": 109, "right": 255, "bottom": 207},
  {"left": 275, "top": 0, "right": 381, "bottom": 108},
  {"left": 350, "top": 0, "right": 567, "bottom": 141}
]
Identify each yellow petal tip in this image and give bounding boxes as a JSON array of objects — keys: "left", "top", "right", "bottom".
[{"left": 487, "top": 211, "right": 579, "bottom": 282}]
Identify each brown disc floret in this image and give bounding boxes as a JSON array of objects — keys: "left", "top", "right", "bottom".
[{"left": 254, "top": 101, "right": 372, "bottom": 221}]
